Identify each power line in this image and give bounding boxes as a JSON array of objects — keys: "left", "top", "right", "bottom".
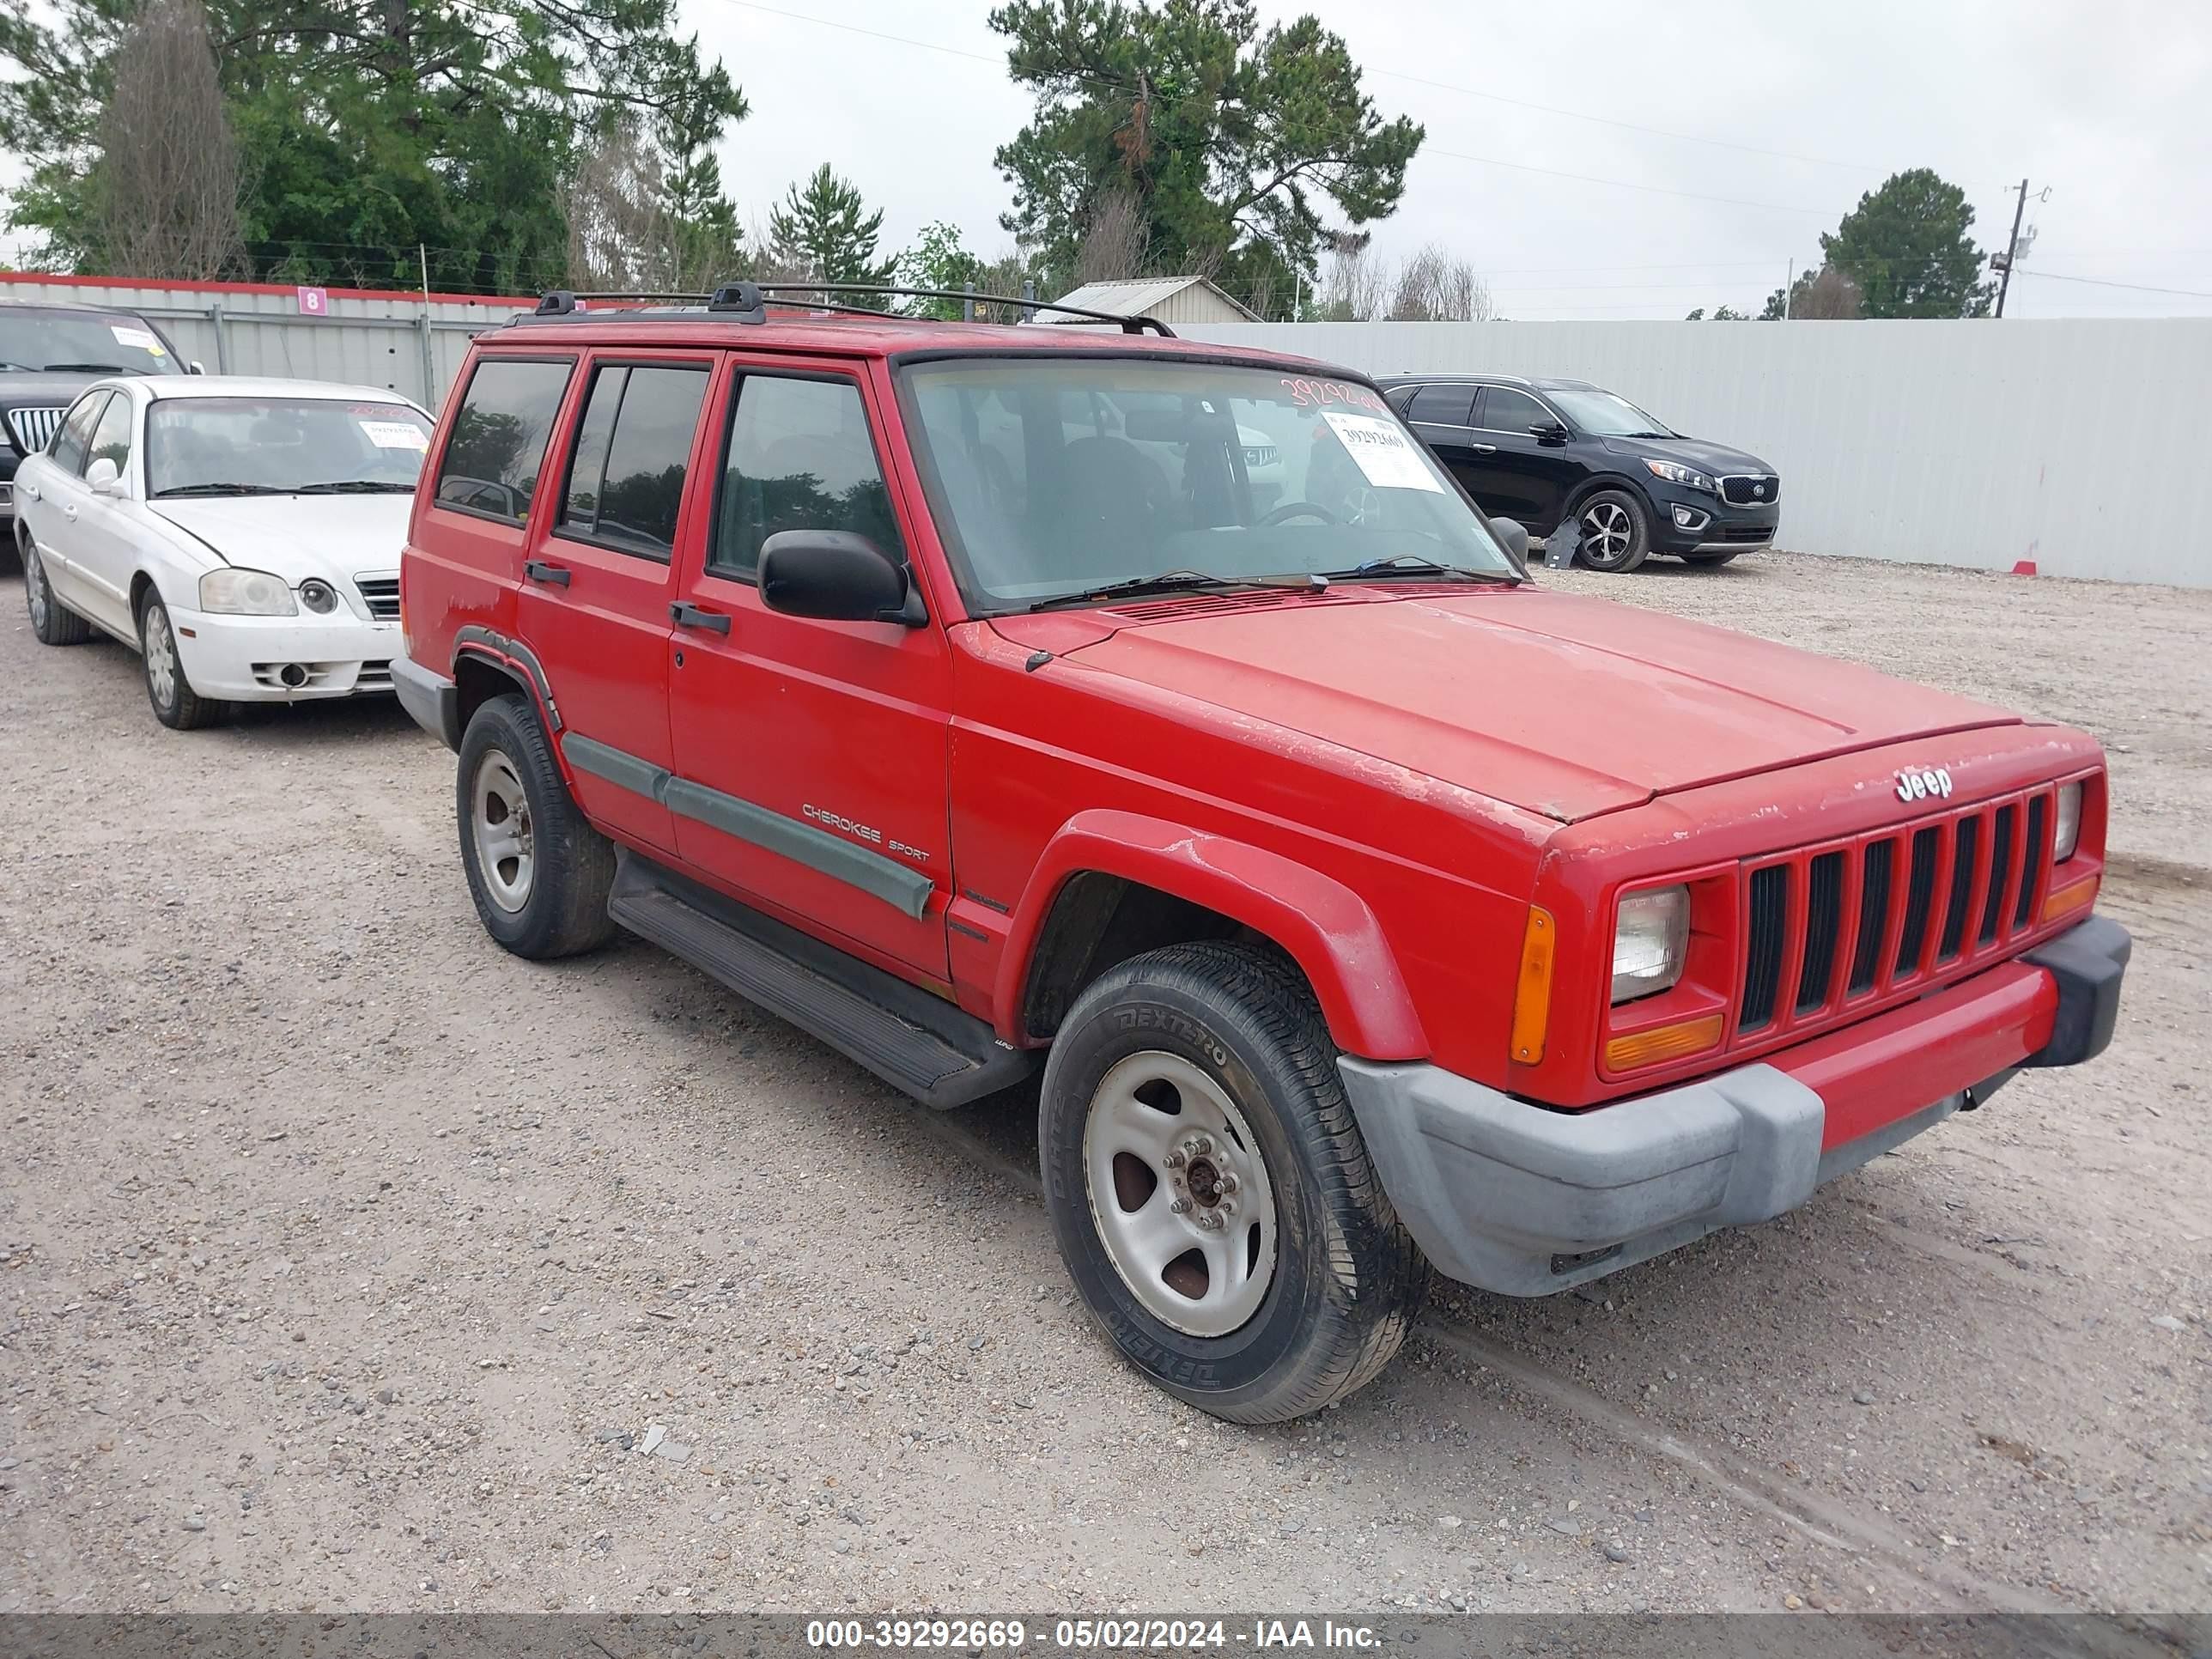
[{"left": 2013, "top": 270, "right": 2212, "bottom": 300}]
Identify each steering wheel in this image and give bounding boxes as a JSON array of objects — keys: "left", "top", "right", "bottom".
[{"left": 1261, "top": 500, "right": 1339, "bottom": 526}]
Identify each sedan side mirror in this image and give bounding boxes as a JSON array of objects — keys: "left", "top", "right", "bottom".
[
  {"left": 188, "top": 361, "right": 206, "bottom": 375},
  {"left": 757, "top": 530, "right": 925, "bottom": 626},
  {"left": 86, "top": 456, "right": 127, "bottom": 497},
  {"left": 1489, "top": 516, "right": 1530, "bottom": 565}
]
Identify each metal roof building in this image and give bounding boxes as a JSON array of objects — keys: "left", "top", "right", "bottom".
[{"left": 1042, "top": 276, "right": 1261, "bottom": 326}]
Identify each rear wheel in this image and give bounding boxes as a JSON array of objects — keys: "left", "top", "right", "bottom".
[
  {"left": 456, "top": 692, "right": 617, "bottom": 959},
  {"left": 1575, "top": 489, "right": 1650, "bottom": 573},
  {"left": 139, "top": 593, "right": 230, "bottom": 729},
  {"left": 23, "top": 539, "right": 93, "bottom": 646},
  {"left": 1040, "top": 941, "right": 1429, "bottom": 1424}
]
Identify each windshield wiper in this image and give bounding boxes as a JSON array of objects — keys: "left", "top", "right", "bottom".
[
  {"left": 1323, "top": 556, "right": 1521, "bottom": 585},
  {"left": 292, "top": 480, "right": 416, "bottom": 494},
  {"left": 1026, "top": 570, "right": 1267, "bottom": 612},
  {"left": 41, "top": 362, "right": 140, "bottom": 374},
  {"left": 154, "top": 483, "right": 289, "bottom": 497}
]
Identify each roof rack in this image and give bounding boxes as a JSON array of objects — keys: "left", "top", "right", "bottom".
[{"left": 521, "top": 283, "right": 1176, "bottom": 337}]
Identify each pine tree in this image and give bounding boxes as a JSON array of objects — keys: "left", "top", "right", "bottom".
[{"left": 767, "top": 165, "right": 896, "bottom": 309}]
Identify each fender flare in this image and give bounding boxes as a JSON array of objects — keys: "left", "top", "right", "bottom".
[
  {"left": 995, "top": 808, "right": 1428, "bottom": 1060},
  {"left": 452, "top": 627, "right": 578, "bottom": 788},
  {"left": 1561, "top": 471, "right": 1656, "bottom": 523}
]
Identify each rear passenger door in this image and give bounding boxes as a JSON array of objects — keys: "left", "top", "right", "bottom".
[
  {"left": 517, "top": 352, "right": 717, "bottom": 854},
  {"left": 665, "top": 358, "right": 951, "bottom": 981},
  {"left": 1398, "top": 383, "right": 1485, "bottom": 503}
]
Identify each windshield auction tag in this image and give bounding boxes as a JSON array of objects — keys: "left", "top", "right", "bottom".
[
  {"left": 1320, "top": 412, "right": 1443, "bottom": 493},
  {"left": 360, "top": 421, "right": 429, "bottom": 450},
  {"left": 109, "top": 324, "right": 164, "bottom": 354}
]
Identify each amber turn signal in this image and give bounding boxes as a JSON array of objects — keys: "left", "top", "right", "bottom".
[
  {"left": 1604, "top": 1012, "right": 1726, "bottom": 1073},
  {"left": 1510, "top": 906, "right": 1555, "bottom": 1064},
  {"left": 2041, "top": 874, "right": 2098, "bottom": 924}
]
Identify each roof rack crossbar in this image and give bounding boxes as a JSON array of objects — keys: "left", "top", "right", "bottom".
[{"left": 520, "top": 284, "right": 1176, "bottom": 337}]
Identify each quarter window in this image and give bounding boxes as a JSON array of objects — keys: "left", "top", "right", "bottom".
[
  {"left": 556, "top": 364, "right": 711, "bottom": 558},
  {"left": 433, "top": 357, "right": 574, "bottom": 526},
  {"left": 1405, "top": 384, "right": 1476, "bottom": 428},
  {"left": 710, "top": 375, "right": 902, "bottom": 580},
  {"left": 88, "top": 393, "right": 134, "bottom": 477},
  {"left": 51, "top": 392, "right": 107, "bottom": 476},
  {"left": 1479, "top": 386, "right": 1550, "bottom": 434}
]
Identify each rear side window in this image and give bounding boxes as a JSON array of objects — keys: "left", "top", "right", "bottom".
[
  {"left": 51, "top": 392, "right": 107, "bottom": 475},
  {"left": 556, "top": 363, "right": 712, "bottom": 559},
  {"left": 434, "top": 357, "right": 573, "bottom": 526},
  {"left": 710, "top": 375, "right": 903, "bottom": 581},
  {"left": 1405, "top": 384, "right": 1475, "bottom": 428}
]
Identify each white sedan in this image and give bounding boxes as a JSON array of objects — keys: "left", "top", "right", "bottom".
[{"left": 12, "top": 375, "right": 433, "bottom": 729}]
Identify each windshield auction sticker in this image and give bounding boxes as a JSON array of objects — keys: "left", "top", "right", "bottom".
[
  {"left": 108, "top": 324, "right": 165, "bottom": 355},
  {"left": 1320, "top": 411, "right": 1443, "bottom": 493},
  {"left": 360, "top": 420, "right": 429, "bottom": 449}
]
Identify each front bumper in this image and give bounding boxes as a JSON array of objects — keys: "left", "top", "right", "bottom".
[
  {"left": 1644, "top": 480, "right": 1779, "bottom": 555},
  {"left": 167, "top": 606, "right": 402, "bottom": 702},
  {"left": 1340, "top": 916, "right": 2130, "bottom": 1295}
]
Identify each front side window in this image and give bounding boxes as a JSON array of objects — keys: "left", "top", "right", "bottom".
[
  {"left": 556, "top": 364, "right": 711, "bottom": 558},
  {"left": 145, "top": 398, "right": 432, "bottom": 498},
  {"left": 710, "top": 374, "right": 903, "bottom": 580},
  {"left": 1478, "top": 386, "right": 1550, "bottom": 434},
  {"left": 0, "top": 307, "right": 185, "bottom": 377},
  {"left": 899, "top": 358, "right": 1519, "bottom": 611},
  {"left": 50, "top": 392, "right": 108, "bottom": 475},
  {"left": 1543, "top": 386, "right": 1674, "bottom": 439},
  {"left": 87, "top": 393, "right": 135, "bottom": 478},
  {"left": 434, "top": 357, "right": 574, "bottom": 525}
]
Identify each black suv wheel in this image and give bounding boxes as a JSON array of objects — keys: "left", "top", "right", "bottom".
[{"left": 1576, "top": 489, "right": 1651, "bottom": 573}]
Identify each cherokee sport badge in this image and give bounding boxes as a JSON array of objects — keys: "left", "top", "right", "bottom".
[{"left": 1896, "top": 767, "right": 1954, "bottom": 803}]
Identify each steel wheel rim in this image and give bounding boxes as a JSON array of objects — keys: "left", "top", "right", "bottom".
[
  {"left": 143, "top": 605, "right": 178, "bottom": 709},
  {"left": 1581, "top": 501, "right": 1632, "bottom": 564},
  {"left": 25, "top": 547, "right": 48, "bottom": 629},
  {"left": 1083, "top": 1049, "right": 1279, "bottom": 1338},
  {"left": 471, "top": 750, "right": 534, "bottom": 913}
]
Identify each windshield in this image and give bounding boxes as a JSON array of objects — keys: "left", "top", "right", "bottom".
[
  {"left": 0, "top": 307, "right": 186, "bottom": 376},
  {"left": 147, "top": 398, "right": 432, "bottom": 497},
  {"left": 898, "top": 358, "right": 1521, "bottom": 610},
  {"left": 1545, "top": 386, "right": 1674, "bottom": 439}
]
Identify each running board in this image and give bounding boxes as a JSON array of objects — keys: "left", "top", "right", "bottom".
[{"left": 608, "top": 853, "right": 1036, "bottom": 1109}]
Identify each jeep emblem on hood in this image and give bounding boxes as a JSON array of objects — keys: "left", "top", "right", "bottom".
[{"left": 1896, "top": 767, "right": 1954, "bottom": 803}]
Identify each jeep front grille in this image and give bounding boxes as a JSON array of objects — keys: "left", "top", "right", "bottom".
[
  {"left": 1736, "top": 784, "right": 2063, "bottom": 1041},
  {"left": 4, "top": 406, "right": 65, "bottom": 453}
]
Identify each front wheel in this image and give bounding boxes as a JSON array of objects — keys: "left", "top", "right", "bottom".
[
  {"left": 1575, "top": 489, "right": 1651, "bottom": 573},
  {"left": 1040, "top": 941, "right": 1430, "bottom": 1424},
  {"left": 140, "top": 593, "right": 230, "bottom": 729}
]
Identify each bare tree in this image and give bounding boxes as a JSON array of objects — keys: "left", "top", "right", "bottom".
[
  {"left": 1386, "top": 242, "right": 1494, "bottom": 321},
  {"left": 565, "top": 118, "right": 666, "bottom": 289},
  {"left": 1318, "top": 232, "right": 1389, "bottom": 321},
  {"left": 1073, "top": 185, "right": 1148, "bottom": 286},
  {"left": 92, "top": 0, "right": 246, "bottom": 280},
  {"left": 1796, "top": 265, "right": 1863, "bottom": 319}
]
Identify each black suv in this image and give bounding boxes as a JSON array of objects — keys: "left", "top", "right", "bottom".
[
  {"left": 1376, "top": 374, "right": 1779, "bottom": 573},
  {"left": 1, "top": 299, "right": 192, "bottom": 568}
]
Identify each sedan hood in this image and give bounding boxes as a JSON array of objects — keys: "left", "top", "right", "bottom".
[
  {"left": 1601, "top": 434, "right": 1772, "bottom": 476},
  {"left": 149, "top": 495, "right": 411, "bottom": 575},
  {"left": 1048, "top": 589, "right": 2019, "bottom": 822}
]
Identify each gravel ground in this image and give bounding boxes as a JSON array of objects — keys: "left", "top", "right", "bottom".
[{"left": 0, "top": 552, "right": 2205, "bottom": 1626}]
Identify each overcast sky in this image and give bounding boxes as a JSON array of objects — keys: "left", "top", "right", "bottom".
[
  {"left": 4, "top": 0, "right": 2207, "bottom": 318},
  {"left": 685, "top": 0, "right": 2212, "bottom": 319}
]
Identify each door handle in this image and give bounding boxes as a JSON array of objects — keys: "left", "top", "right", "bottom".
[
  {"left": 18, "top": 483, "right": 37, "bottom": 501},
  {"left": 669, "top": 600, "right": 732, "bottom": 634},
  {"left": 523, "top": 558, "right": 572, "bottom": 586},
  {"left": 1469, "top": 443, "right": 1498, "bottom": 454},
  {"left": 62, "top": 504, "right": 77, "bottom": 520}
]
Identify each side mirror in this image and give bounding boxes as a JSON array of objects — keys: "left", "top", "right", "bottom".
[
  {"left": 1530, "top": 422, "right": 1570, "bottom": 446},
  {"left": 188, "top": 361, "right": 206, "bottom": 375},
  {"left": 1489, "top": 516, "right": 1530, "bottom": 565},
  {"left": 757, "top": 530, "right": 924, "bottom": 626},
  {"left": 86, "top": 456, "right": 126, "bottom": 496}
]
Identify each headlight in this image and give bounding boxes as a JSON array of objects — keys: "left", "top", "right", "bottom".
[
  {"left": 198, "top": 567, "right": 297, "bottom": 617},
  {"left": 2052, "top": 781, "right": 2083, "bottom": 862},
  {"left": 1613, "top": 884, "right": 1690, "bottom": 1004},
  {"left": 1643, "top": 458, "right": 1717, "bottom": 493},
  {"left": 299, "top": 578, "right": 338, "bottom": 614}
]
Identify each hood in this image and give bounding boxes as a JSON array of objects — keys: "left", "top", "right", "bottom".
[
  {"left": 1042, "top": 588, "right": 2017, "bottom": 823},
  {"left": 1600, "top": 433, "right": 1771, "bottom": 476},
  {"left": 150, "top": 495, "right": 412, "bottom": 576}
]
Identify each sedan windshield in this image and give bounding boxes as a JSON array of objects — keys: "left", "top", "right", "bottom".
[
  {"left": 1544, "top": 386, "right": 1674, "bottom": 439},
  {"left": 147, "top": 398, "right": 432, "bottom": 497},
  {"left": 0, "top": 307, "right": 186, "bottom": 375},
  {"left": 899, "top": 358, "right": 1520, "bottom": 610}
]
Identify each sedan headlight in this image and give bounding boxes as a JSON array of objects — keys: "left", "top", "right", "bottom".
[
  {"left": 1613, "top": 885, "right": 1690, "bottom": 1004},
  {"left": 1643, "top": 458, "right": 1717, "bottom": 493},
  {"left": 2052, "top": 781, "right": 2083, "bottom": 862},
  {"left": 199, "top": 567, "right": 297, "bottom": 617}
]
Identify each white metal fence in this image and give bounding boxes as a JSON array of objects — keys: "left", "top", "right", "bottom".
[
  {"left": 1180, "top": 319, "right": 2212, "bottom": 587},
  {"left": 0, "top": 276, "right": 528, "bottom": 409}
]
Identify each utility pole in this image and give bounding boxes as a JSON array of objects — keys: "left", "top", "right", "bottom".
[
  {"left": 1994, "top": 178, "right": 2027, "bottom": 319},
  {"left": 1784, "top": 257, "right": 1793, "bottom": 319}
]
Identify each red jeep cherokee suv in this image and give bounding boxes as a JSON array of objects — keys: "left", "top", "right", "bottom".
[{"left": 392, "top": 284, "right": 2129, "bottom": 1424}]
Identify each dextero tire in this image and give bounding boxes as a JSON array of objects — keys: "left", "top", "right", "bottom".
[
  {"left": 1039, "top": 940, "right": 1430, "bottom": 1424},
  {"left": 1575, "top": 489, "right": 1651, "bottom": 573},
  {"left": 455, "top": 692, "right": 617, "bottom": 959},
  {"left": 23, "top": 538, "right": 93, "bottom": 646},
  {"left": 139, "top": 592, "right": 230, "bottom": 730}
]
